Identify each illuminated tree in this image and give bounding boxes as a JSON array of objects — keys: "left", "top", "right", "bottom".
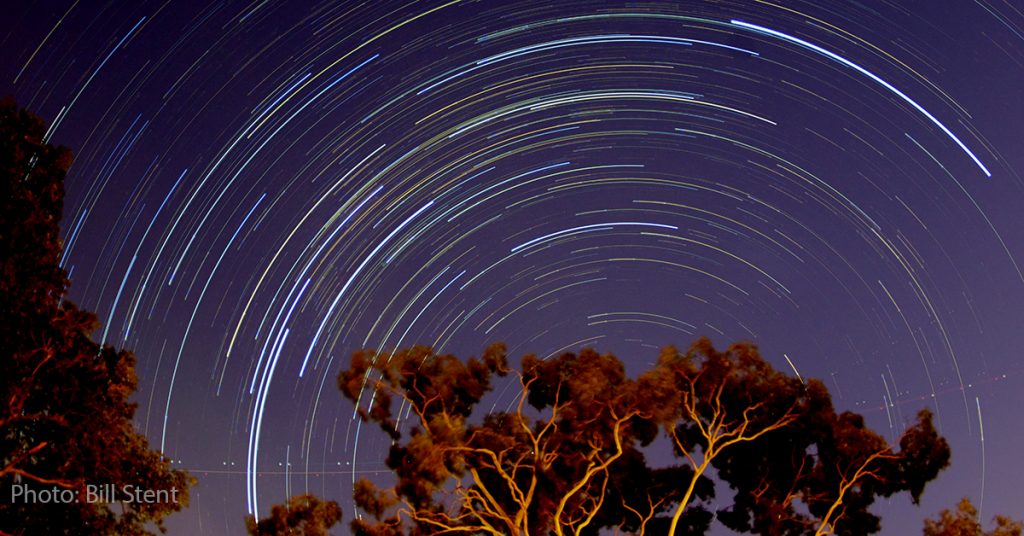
[
  {"left": 0, "top": 96, "right": 192, "bottom": 535},
  {"left": 923, "top": 498, "right": 1022, "bottom": 536},
  {"left": 339, "top": 344, "right": 712, "bottom": 536},
  {"left": 246, "top": 494, "right": 343, "bottom": 536},
  {"left": 338, "top": 338, "right": 951, "bottom": 536},
  {"left": 637, "top": 340, "right": 804, "bottom": 534}
]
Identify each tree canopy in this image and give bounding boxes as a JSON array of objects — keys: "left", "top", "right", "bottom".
[
  {"left": 0, "top": 96, "right": 192, "bottom": 534},
  {"left": 246, "top": 493, "right": 343, "bottom": 536},
  {"left": 338, "top": 338, "right": 950, "bottom": 535},
  {"left": 923, "top": 498, "right": 1022, "bottom": 536}
]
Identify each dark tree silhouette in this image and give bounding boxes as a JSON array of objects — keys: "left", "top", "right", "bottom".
[
  {"left": 337, "top": 338, "right": 951, "bottom": 535},
  {"left": 245, "top": 494, "right": 343, "bottom": 536},
  {"left": 0, "top": 97, "right": 192, "bottom": 535},
  {"left": 923, "top": 498, "right": 1022, "bottom": 536}
]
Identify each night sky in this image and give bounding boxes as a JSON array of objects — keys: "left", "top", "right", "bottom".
[{"left": 3, "top": 1, "right": 1024, "bottom": 533}]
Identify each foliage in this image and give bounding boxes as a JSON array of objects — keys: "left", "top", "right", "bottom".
[
  {"left": 338, "top": 338, "right": 951, "bottom": 535},
  {"left": 637, "top": 340, "right": 804, "bottom": 534},
  {"left": 0, "top": 96, "right": 192, "bottom": 535},
  {"left": 245, "top": 494, "right": 343, "bottom": 536},
  {"left": 690, "top": 345, "right": 951, "bottom": 535},
  {"left": 923, "top": 498, "right": 1022, "bottom": 536},
  {"left": 339, "top": 344, "right": 702, "bottom": 535}
]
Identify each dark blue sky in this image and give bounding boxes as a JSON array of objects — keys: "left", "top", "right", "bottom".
[{"left": 3, "top": 1, "right": 1023, "bottom": 533}]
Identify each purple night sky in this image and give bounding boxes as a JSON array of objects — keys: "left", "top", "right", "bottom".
[{"left": 3, "top": 1, "right": 1023, "bottom": 533}]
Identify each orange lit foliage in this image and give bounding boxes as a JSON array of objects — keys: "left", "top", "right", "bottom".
[
  {"left": 0, "top": 97, "right": 192, "bottom": 535},
  {"left": 245, "top": 493, "right": 342, "bottom": 536},
  {"left": 339, "top": 339, "right": 950, "bottom": 535},
  {"left": 923, "top": 498, "right": 1022, "bottom": 536}
]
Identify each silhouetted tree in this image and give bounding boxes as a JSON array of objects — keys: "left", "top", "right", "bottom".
[
  {"left": 0, "top": 96, "right": 192, "bottom": 535},
  {"left": 338, "top": 338, "right": 950, "bottom": 535},
  {"left": 246, "top": 494, "right": 343, "bottom": 536},
  {"left": 923, "top": 498, "right": 1022, "bottom": 536}
]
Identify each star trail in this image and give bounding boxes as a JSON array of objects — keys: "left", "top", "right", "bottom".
[{"left": 3, "top": 0, "right": 1024, "bottom": 533}]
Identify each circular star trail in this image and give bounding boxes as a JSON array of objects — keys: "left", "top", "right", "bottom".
[{"left": 3, "top": 1, "right": 1024, "bottom": 532}]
